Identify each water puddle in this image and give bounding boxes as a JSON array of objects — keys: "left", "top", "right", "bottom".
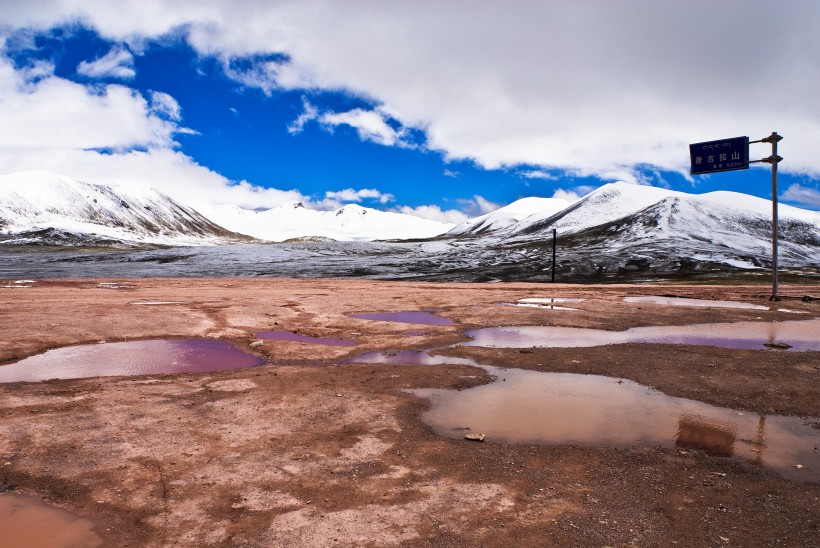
[
  {"left": 0, "top": 493, "right": 102, "bottom": 547},
  {"left": 505, "top": 303, "right": 579, "bottom": 311},
  {"left": 346, "top": 350, "right": 476, "bottom": 366},
  {"left": 403, "top": 330, "right": 427, "bottom": 336},
  {"left": 256, "top": 330, "right": 357, "bottom": 346},
  {"left": 411, "top": 365, "right": 819, "bottom": 481},
  {"left": 2, "top": 280, "right": 35, "bottom": 289},
  {"left": 463, "top": 319, "right": 820, "bottom": 351},
  {"left": 0, "top": 339, "right": 266, "bottom": 383},
  {"left": 130, "top": 301, "right": 187, "bottom": 305},
  {"left": 624, "top": 296, "right": 769, "bottom": 310},
  {"left": 349, "top": 311, "right": 453, "bottom": 326},
  {"left": 519, "top": 298, "right": 586, "bottom": 304}
]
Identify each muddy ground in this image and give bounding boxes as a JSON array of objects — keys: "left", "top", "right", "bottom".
[{"left": 0, "top": 278, "right": 818, "bottom": 547}]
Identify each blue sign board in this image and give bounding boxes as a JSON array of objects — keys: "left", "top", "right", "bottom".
[{"left": 689, "top": 136, "right": 749, "bottom": 175}]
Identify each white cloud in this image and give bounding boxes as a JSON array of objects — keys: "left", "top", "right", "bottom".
[
  {"left": 0, "top": 146, "right": 307, "bottom": 210},
  {"left": 397, "top": 205, "right": 469, "bottom": 224},
  {"left": 550, "top": 189, "right": 582, "bottom": 202},
  {"left": 0, "top": 50, "right": 305, "bottom": 210},
  {"left": 324, "top": 188, "right": 395, "bottom": 204},
  {"left": 77, "top": 45, "right": 135, "bottom": 79},
  {"left": 781, "top": 184, "right": 820, "bottom": 208},
  {"left": 2, "top": 2, "right": 820, "bottom": 193},
  {"left": 0, "top": 54, "right": 176, "bottom": 150},
  {"left": 319, "top": 108, "right": 405, "bottom": 147},
  {"left": 457, "top": 195, "right": 500, "bottom": 217},
  {"left": 443, "top": 169, "right": 459, "bottom": 178},
  {"left": 287, "top": 97, "right": 318, "bottom": 134},
  {"left": 519, "top": 169, "right": 556, "bottom": 180},
  {"left": 149, "top": 91, "right": 181, "bottom": 121}
]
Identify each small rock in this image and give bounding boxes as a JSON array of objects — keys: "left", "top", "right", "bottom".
[
  {"left": 794, "top": 464, "right": 804, "bottom": 469},
  {"left": 802, "top": 295, "right": 817, "bottom": 302},
  {"left": 464, "top": 433, "right": 486, "bottom": 442},
  {"left": 250, "top": 341, "right": 264, "bottom": 348},
  {"left": 764, "top": 342, "right": 792, "bottom": 350}
]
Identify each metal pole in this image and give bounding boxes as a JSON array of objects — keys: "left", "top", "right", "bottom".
[
  {"left": 763, "top": 132, "right": 783, "bottom": 301},
  {"left": 551, "top": 228, "right": 557, "bottom": 283}
]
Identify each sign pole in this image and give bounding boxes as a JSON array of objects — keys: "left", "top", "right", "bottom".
[
  {"left": 762, "top": 132, "right": 783, "bottom": 301},
  {"left": 551, "top": 228, "right": 557, "bottom": 283}
]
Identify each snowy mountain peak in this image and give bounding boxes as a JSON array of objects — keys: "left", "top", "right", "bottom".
[
  {"left": 447, "top": 196, "right": 572, "bottom": 237},
  {"left": 0, "top": 171, "right": 248, "bottom": 246}
]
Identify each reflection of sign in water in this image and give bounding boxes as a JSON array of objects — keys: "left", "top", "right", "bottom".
[
  {"left": 675, "top": 414, "right": 737, "bottom": 457},
  {"left": 689, "top": 136, "right": 749, "bottom": 175}
]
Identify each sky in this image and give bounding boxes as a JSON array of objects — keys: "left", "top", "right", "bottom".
[{"left": 1, "top": 1, "right": 819, "bottom": 223}]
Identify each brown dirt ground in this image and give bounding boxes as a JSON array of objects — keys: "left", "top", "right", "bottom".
[{"left": 1, "top": 278, "right": 819, "bottom": 547}]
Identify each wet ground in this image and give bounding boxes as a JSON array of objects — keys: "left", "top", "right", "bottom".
[{"left": 0, "top": 278, "right": 819, "bottom": 546}]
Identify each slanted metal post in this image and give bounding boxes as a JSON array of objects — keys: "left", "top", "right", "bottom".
[{"left": 762, "top": 132, "right": 783, "bottom": 301}]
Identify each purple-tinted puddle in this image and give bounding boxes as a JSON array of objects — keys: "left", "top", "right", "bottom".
[
  {"left": 349, "top": 311, "right": 453, "bottom": 326},
  {"left": 410, "top": 364, "right": 819, "bottom": 481},
  {"left": 256, "top": 330, "right": 357, "bottom": 346},
  {"left": 624, "top": 296, "right": 769, "bottom": 310},
  {"left": 0, "top": 339, "right": 266, "bottom": 383},
  {"left": 0, "top": 492, "right": 103, "bottom": 547},
  {"left": 463, "top": 319, "right": 820, "bottom": 352}
]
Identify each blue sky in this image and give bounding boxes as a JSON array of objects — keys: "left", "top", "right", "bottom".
[{"left": 1, "top": 2, "right": 819, "bottom": 222}]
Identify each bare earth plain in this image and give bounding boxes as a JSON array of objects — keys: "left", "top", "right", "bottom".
[{"left": 1, "top": 278, "right": 818, "bottom": 547}]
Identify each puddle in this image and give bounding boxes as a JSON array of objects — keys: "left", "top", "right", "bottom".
[
  {"left": 256, "top": 330, "right": 357, "bottom": 346},
  {"left": 2, "top": 280, "right": 36, "bottom": 288},
  {"left": 403, "top": 330, "right": 427, "bottom": 336},
  {"left": 505, "top": 303, "right": 579, "bottom": 311},
  {"left": 346, "top": 350, "right": 476, "bottom": 366},
  {"left": 624, "top": 296, "right": 769, "bottom": 310},
  {"left": 0, "top": 339, "right": 266, "bottom": 383},
  {"left": 130, "top": 301, "right": 187, "bottom": 305},
  {"left": 411, "top": 366, "right": 820, "bottom": 481},
  {"left": 518, "top": 298, "right": 586, "bottom": 304},
  {"left": 0, "top": 493, "right": 103, "bottom": 547},
  {"left": 349, "top": 311, "right": 453, "bottom": 326},
  {"left": 463, "top": 319, "right": 820, "bottom": 351}
]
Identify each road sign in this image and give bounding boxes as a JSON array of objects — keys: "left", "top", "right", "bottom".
[{"left": 689, "top": 136, "right": 749, "bottom": 175}]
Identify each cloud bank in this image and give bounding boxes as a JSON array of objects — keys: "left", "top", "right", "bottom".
[{"left": 1, "top": 1, "right": 819, "bottom": 213}]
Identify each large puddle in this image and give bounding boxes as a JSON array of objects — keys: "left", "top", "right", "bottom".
[
  {"left": 0, "top": 339, "right": 266, "bottom": 383},
  {"left": 412, "top": 365, "right": 819, "bottom": 481},
  {"left": 624, "top": 296, "right": 769, "bottom": 310},
  {"left": 256, "top": 330, "right": 357, "bottom": 346},
  {"left": 463, "top": 319, "right": 820, "bottom": 351},
  {"left": 349, "top": 311, "right": 453, "bottom": 325},
  {"left": 348, "top": 350, "right": 820, "bottom": 481},
  {"left": 0, "top": 493, "right": 102, "bottom": 547}
]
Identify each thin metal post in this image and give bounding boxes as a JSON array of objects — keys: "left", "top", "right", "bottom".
[
  {"left": 551, "top": 228, "right": 557, "bottom": 283},
  {"left": 763, "top": 132, "right": 783, "bottom": 301}
]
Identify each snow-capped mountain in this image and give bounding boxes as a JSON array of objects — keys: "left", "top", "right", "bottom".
[
  {"left": 196, "top": 202, "right": 453, "bottom": 242},
  {"left": 0, "top": 171, "right": 250, "bottom": 246},
  {"left": 469, "top": 181, "right": 820, "bottom": 277},
  {"left": 446, "top": 197, "right": 570, "bottom": 237}
]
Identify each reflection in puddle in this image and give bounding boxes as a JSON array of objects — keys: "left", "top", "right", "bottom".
[
  {"left": 346, "top": 350, "right": 476, "bottom": 366},
  {"left": 0, "top": 339, "right": 266, "bottom": 383},
  {"left": 349, "top": 311, "right": 453, "bottom": 325},
  {"left": 624, "top": 296, "right": 769, "bottom": 310},
  {"left": 0, "top": 493, "right": 103, "bottom": 547},
  {"left": 463, "top": 319, "right": 820, "bottom": 351},
  {"left": 505, "top": 303, "right": 579, "bottom": 311},
  {"left": 404, "top": 362, "right": 819, "bottom": 481},
  {"left": 519, "top": 298, "right": 586, "bottom": 304},
  {"left": 256, "top": 330, "right": 356, "bottom": 346}
]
